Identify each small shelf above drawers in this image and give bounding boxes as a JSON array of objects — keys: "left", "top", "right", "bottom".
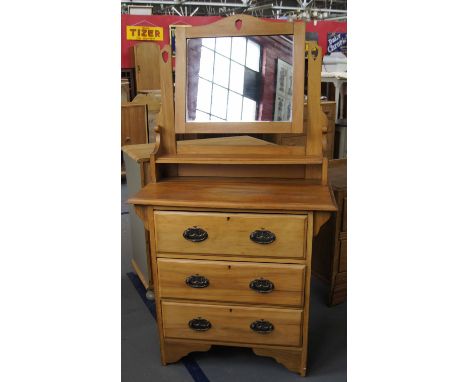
[
  {"left": 155, "top": 154, "right": 322, "bottom": 165},
  {"left": 158, "top": 258, "right": 306, "bottom": 307},
  {"left": 154, "top": 211, "right": 307, "bottom": 259}
]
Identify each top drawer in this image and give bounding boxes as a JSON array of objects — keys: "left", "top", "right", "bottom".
[{"left": 154, "top": 211, "right": 307, "bottom": 259}]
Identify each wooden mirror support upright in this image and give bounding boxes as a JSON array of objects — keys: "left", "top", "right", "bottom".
[{"left": 129, "top": 15, "right": 337, "bottom": 376}]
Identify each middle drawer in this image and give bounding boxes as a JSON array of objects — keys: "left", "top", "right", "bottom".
[{"left": 158, "top": 258, "right": 306, "bottom": 307}]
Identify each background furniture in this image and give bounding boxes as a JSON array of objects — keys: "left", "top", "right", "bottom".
[
  {"left": 122, "top": 144, "right": 155, "bottom": 297},
  {"left": 121, "top": 104, "right": 148, "bottom": 147},
  {"left": 321, "top": 73, "right": 346, "bottom": 159},
  {"left": 133, "top": 42, "right": 161, "bottom": 93},
  {"left": 321, "top": 74, "right": 347, "bottom": 123},
  {"left": 312, "top": 159, "right": 347, "bottom": 305},
  {"left": 130, "top": 90, "right": 161, "bottom": 143},
  {"left": 121, "top": 68, "right": 136, "bottom": 101},
  {"left": 335, "top": 122, "right": 347, "bottom": 159}
]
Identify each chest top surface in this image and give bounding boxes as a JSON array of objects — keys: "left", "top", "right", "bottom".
[{"left": 128, "top": 177, "right": 337, "bottom": 212}]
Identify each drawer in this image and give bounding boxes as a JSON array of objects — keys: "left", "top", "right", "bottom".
[
  {"left": 154, "top": 211, "right": 307, "bottom": 259},
  {"left": 162, "top": 301, "right": 303, "bottom": 347},
  {"left": 158, "top": 258, "right": 305, "bottom": 307}
]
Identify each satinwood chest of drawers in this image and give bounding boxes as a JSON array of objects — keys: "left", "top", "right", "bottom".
[
  {"left": 129, "top": 178, "right": 336, "bottom": 376},
  {"left": 128, "top": 14, "right": 337, "bottom": 376}
]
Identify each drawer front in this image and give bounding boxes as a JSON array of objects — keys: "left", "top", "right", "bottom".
[
  {"left": 158, "top": 258, "right": 305, "bottom": 307},
  {"left": 154, "top": 211, "right": 307, "bottom": 259},
  {"left": 162, "top": 301, "right": 302, "bottom": 347}
]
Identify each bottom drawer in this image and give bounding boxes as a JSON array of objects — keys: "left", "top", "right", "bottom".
[{"left": 162, "top": 301, "right": 303, "bottom": 347}]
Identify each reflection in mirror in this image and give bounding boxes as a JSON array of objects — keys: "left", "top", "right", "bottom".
[{"left": 186, "top": 35, "right": 294, "bottom": 123}]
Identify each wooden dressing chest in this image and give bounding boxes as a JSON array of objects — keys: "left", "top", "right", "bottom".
[
  {"left": 128, "top": 15, "right": 337, "bottom": 376},
  {"left": 129, "top": 179, "right": 336, "bottom": 375}
]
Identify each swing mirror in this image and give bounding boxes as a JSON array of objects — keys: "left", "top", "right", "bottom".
[{"left": 174, "top": 15, "right": 305, "bottom": 134}]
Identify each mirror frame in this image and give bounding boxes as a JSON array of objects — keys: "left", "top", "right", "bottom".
[{"left": 174, "top": 15, "right": 305, "bottom": 134}]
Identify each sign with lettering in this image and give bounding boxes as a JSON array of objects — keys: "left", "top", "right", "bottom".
[
  {"left": 126, "top": 25, "right": 163, "bottom": 41},
  {"left": 327, "top": 32, "right": 347, "bottom": 55}
]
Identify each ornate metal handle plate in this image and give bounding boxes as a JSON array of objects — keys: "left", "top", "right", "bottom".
[
  {"left": 188, "top": 317, "right": 212, "bottom": 331},
  {"left": 250, "top": 319, "right": 274, "bottom": 334},
  {"left": 250, "top": 230, "right": 276, "bottom": 244},
  {"left": 183, "top": 226, "right": 208, "bottom": 242},
  {"left": 186, "top": 274, "right": 209, "bottom": 288},
  {"left": 249, "top": 278, "right": 274, "bottom": 293}
]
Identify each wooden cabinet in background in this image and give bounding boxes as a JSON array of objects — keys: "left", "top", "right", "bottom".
[
  {"left": 121, "top": 104, "right": 148, "bottom": 147},
  {"left": 130, "top": 91, "right": 161, "bottom": 143},
  {"left": 122, "top": 144, "right": 155, "bottom": 293},
  {"left": 312, "top": 159, "right": 347, "bottom": 305},
  {"left": 134, "top": 42, "right": 161, "bottom": 93}
]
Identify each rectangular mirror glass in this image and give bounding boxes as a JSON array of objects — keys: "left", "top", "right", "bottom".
[{"left": 186, "top": 35, "right": 294, "bottom": 123}]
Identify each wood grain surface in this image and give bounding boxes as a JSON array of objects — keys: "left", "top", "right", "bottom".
[
  {"left": 154, "top": 154, "right": 321, "bottom": 164},
  {"left": 134, "top": 42, "right": 161, "bottom": 92},
  {"left": 253, "top": 347, "right": 304, "bottom": 376},
  {"left": 154, "top": 211, "right": 306, "bottom": 258},
  {"left": 157, "top": 258, "right": 305, "bottom": 306},
  {"left": 121, "top": 143, "right": 155, "bottom": 163},
  {"left": 128, "top": 178, "right": 337, "bottom": 212},
  {"left": 185, "top": 14, "right": 294, "bottom": 38},
  {"left": 121, "top": 104, "right": 148, "bottom": 146},
  {"left": 176, "top": 164, "right": 307, "bottom": 179},
  {"left": 162, "top": 301, "right": 303, "bottom": 347}
]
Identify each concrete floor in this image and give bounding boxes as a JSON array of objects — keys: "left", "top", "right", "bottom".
[{"left": 122, "top": 181, "right": 347, "bottom": 382}]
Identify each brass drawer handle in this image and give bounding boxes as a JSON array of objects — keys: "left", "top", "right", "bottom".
[
  {"left": 188, "top": 317, "right": 211, "bottom": 331},
  {"left": 183, "top": 226, "right": 208, "bottom": 242},
  {"left": 250, "top": 230, "right": 276, "bottom": 244},
  {"left": 250, "top": 319, "right": 274, "bottom": 334},
  {"left": 186, "top": 274, "right": 209, "bottom": 288},
  {"left": 249, "top": 278, "right": 274, "bottom": 293}
]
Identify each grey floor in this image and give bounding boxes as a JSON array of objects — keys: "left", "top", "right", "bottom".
[{"left": 122, "top": 181, "right": 347, "bottom": 382}]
